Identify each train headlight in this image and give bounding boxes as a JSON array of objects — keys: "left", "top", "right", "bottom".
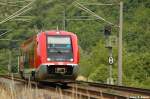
[
  {"left": 47, "top": 58, "right": 51, "bottom": 61},
  {"left": 70, "top": 58, "right": 73, "bottom": 62}
]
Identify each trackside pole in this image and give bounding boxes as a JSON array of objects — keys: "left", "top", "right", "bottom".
[
  {"left": 8, "top": 50, "right": 11, "bottom": 75},
  {"left": 118, "top": 1, "right": 123, "bottom": 86},
  {"left": 18, "top": 56, "right": 19, "bottom": 73}
]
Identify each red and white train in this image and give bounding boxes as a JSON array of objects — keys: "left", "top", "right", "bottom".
[{"left": 19, "top": 30, "right": 79, "bottom": 83}]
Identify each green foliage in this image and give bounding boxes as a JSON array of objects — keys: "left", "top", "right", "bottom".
[
  {"left": 0, "top": 49, "right": 9, "bottom": 74},
  {"left": 89, "top": 64, "right": 108, "bottom": 83},
  {"left": 0, "top": 0, "right": 149, "bottom": 89},
  {"left": 123, "top": 52, "right": 150, "bottom": 86}
]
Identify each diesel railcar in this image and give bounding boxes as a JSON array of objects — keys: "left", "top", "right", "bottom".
[{"left": 19, "top": 30, "right": 79, "bottom": 83}]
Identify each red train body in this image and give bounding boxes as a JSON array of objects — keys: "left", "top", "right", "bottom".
[{"left": 19, "top": 30, "right": 79, "bottom": 82}]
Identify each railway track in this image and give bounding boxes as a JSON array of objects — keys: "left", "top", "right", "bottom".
[
  {"left": 0, "top": 74, "right": 150, "bottom": 99},
  {"left": 70, "top": 81, "right": 150, "bottom": 99}
]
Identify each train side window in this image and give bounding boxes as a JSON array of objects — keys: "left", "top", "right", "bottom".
[
  {"left": 29, "top": 43, "right": 34, "bottom": 66},
  {"left": 24, "top": 52, "right": 29, "bottom": 68}
]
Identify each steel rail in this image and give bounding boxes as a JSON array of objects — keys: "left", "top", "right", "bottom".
[
  {"left": 0, "top": 74, "right": 37, "bottom": 86},
  {"left": 36, "top": 81, "right": 127, "bottom": 99},
  {"left": 63, "top": 85, "right": 127, "bottom": 99},
  {"left": 76, "top": 81, "right": 150, "bottom": 96}
]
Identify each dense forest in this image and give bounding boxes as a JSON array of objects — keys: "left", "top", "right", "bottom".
[{"left": 0, "top": 0, "right": 149, "bottom": 89}]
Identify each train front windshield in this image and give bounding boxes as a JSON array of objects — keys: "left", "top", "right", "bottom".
[{"left": 47, "top": 36, "right": 73, "bottom": 62}]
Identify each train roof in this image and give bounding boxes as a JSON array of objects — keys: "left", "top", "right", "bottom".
[
  {"left": 21, "top": 30, "right": 77, "bottom": 48},
  {"left": 38, "top": 30, "right": 77, "bottom": 36}
]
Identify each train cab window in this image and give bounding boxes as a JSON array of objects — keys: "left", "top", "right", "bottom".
[{"left": 47, "top": 36, "right": 73, "bottom": 61}]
